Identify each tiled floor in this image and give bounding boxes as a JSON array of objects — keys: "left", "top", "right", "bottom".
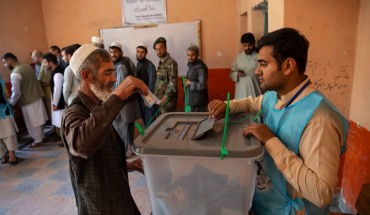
[{"left": 0, "top": 128, "right": 151, "bottom": 215}]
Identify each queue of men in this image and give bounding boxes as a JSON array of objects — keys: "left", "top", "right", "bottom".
[
  {"left": 1, "top": 28, "right": 348, "bottom": 215},
  {"left": 0, "top": 35, "right": 208, "bottom": 166}
]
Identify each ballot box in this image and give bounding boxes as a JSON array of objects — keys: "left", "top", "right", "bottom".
[{"left": 134, "top": 112, "right": 264, "bottom": 215}]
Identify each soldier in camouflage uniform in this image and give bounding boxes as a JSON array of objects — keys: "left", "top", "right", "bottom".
[{"left": 153, "top": 37, "right": 178, "bottom": 113}]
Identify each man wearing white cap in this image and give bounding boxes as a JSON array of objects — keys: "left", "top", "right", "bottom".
[
  {"left": 91, "top": 36, "right": 104, "bottom": 48},
  {"left": 109, "top": 42, "right": 140, "bottom": 157},
  {"left": 135, "top": 43, "right": 157, "bottom": 127},
  {"left": 61, "top": 44, "right": 147, "bottom": 214}
]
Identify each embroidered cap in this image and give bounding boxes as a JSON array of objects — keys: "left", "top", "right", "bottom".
[
  {"left": 109, "top": 42, "right": 122, "bottom": 51},
  {"left": 70, "top": 44, "right": 98, "bottom": 75},
  {"left": 137, "top": 42, "right": 148, "bottom": 51},
  {"left": 91, "top": 36, "right": 104, "bottom": 45}
]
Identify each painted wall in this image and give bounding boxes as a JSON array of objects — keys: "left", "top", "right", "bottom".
[
  {"left": 284, "top": 1, "right": 369, "bottom": 213},
  {"left": 1, "top": 0, "right": 369, "bottom": 212},
  {"left": 237, "top": 0, "right": 265, "bottom": 40},
  {"left": 41, "top": 0, "right": 121, "bottom": 49},
  {"left": 268, "top": 0, "right": 284, "bottom": 32},
  {"left": 284, "top": 0, "right": 358, "bottom": 118},
  {"left": 350, "top": 0, "right": 370, "bottom": 130},
  {"left": 342, "top": 0, "right": 370, "bottom": 212},
  {"left": 340, "top": 122, "right": 370, "bottom": 212},
  {"left": 166, "top": 1, "right": 238, "bottom": 69},
  {"left": 41, "top": 0, "right": 238, "bottom": 70},
  {"left": 0, "top": 0, "right": 48, "bottom": 82}
]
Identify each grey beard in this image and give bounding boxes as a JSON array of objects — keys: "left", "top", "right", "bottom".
[{"left": 89, "top": 83, "right": 111, "bottom": 101}]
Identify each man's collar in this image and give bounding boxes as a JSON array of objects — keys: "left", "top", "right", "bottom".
[
  {"left": 113, "top": 56, "right": 123, "bottom": 65},
  {"left": 77, "top": 91, "right": 101, "bottom": 111},
  {"left": 160, "top": 53, "right": 170, "bottom": 62},
  {"left": 279, "top": 76, "right": 310, "bottom": 104}
]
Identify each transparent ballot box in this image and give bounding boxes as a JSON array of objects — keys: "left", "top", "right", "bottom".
[{"left": 134, "top": 112, "right": 264, "bottom": 215}]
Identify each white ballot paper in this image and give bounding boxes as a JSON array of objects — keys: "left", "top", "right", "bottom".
[{"left": 139, "top": 90, "right": 159, "bottom": 107}]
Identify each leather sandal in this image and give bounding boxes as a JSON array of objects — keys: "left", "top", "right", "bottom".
[
  {"left": 9, "top": 157, "right": 24, "bottom": 166},
  {"left": 1, "top": 155, "right": 9, "bottom": 164}
]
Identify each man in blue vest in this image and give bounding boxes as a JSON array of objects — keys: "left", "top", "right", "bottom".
[{"left": 208, "top": 28, "right": 348, "bottom": 215}]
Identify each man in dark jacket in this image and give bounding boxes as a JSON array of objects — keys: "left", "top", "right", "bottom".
[
  {"left": 135, "top": 42, "right": 157, "bottom": 127},
  {"left": 43, "top": 53, "right": 65, "bottom": 141},
  {"left": 184, "top": 44, "right": 209, "bottom": 112},
  {"left": 61, "top": 44, "right": 147, "bottom": 215}
]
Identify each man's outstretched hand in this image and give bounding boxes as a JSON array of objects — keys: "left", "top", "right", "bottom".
[{"left": 127, "top": 158, "right": 144, "bottom": 174}]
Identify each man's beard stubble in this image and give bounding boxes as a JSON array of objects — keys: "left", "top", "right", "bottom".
[{"left": 89, "top": 78, "right": 113, "bottom": 101}]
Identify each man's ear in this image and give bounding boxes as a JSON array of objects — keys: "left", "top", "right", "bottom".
[
  {"left": 81, "top": 70, "right": 91, "bottom": 82},
  {"left": 283, "top": 58, "right": 296, "bottom": 75}
]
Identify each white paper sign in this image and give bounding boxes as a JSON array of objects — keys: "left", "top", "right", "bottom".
[{"left": 122, "top": 0, "right": 167, "bottom": 25}]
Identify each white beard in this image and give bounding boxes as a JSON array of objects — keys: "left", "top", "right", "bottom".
[{"left": 89, "top": 83, "right": 111, "bottom": 101}]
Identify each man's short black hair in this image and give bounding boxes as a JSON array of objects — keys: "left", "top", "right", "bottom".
[
  {"left": 43, "top": 52, "right": 58, "bottom": 65},
  {"left": 71, "top": 44, "right": 81, "bottom": 52},
  {"left": 49, "top": 45, "right": 61, "bottom": 54},
  {"left": 2, "top": 52, "right": 18, "bottom": 61},
  {"left": 256, "top": 28, "right": 310, "bottom": 74},
  {"left": 62, "top": 45, "right": 79, "bottom": 56},
  {"left": 241, "top": 33, "right": 255, "bottom": 44}
]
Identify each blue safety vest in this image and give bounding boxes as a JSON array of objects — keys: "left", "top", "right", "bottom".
[
  {"left": 252, "top": 90, "right": 348, "bottom": 215},
  {"left": 0, "top": 78, "right": 14, "bottom": 119}
]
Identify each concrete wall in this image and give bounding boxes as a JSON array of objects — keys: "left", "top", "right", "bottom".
[
  {"left": 1, "top": 0, "right": 369, "bottom": 212},
  {"left": 40, "top": 0, "right": 238, "bottom": 69},
  {"left": 284, "top": 0, "right": 358, "bottom": 118},
  {"left": 268, "top": 0, "right": 284, "bottom": 32},
  {"left": 283, "top": 1, "right": 369, "bottom": 213},
  {"left": 350, "top": 0, "right": 370, "bottom": 130},
  {"left": 342, "top": 0, "right": 370, "bottom": 212},
  {"left": 0, "top": 0, "right": 48, "bottom": 82},
  {"left": 237, "top": 0, "right": 265, "bottom": 40}
]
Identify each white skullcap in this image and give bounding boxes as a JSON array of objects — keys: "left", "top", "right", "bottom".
[
  {"left": 91, "top": 36, "right": 104, "bottom": 45},
  {"left": 109, "top": 42, "right": 122, "bottom": 51},
  {"left": 70, "top": 44, "right": 98, "bottom": 75},
  {"left": 137, "top": 42, "right": 148, "bottom": 50}
]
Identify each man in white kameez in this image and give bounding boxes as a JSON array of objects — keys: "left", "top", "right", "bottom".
[
  {"left": 229, "top": 33, "right": 262, "bottom": 99},
  {"left": 2, "top": 53, "right": 48, "bottom": 148},
  {"left": 43, "top": 53, "right": 65, "bottom": 140},
  {"left": 62, "top": 44, "right": 80, "bottom": 106}
]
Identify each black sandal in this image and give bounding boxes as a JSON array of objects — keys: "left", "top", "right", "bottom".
[
  {"left": 9, "top": 157, "right": 24, "bottom": 166},
  {"left": 1, "top": 155, "right": 9, "bottom": 164}
]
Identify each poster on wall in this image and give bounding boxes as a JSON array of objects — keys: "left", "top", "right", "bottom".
[{"left": 122, "top": 0, "right": 167, "bottom": 25}]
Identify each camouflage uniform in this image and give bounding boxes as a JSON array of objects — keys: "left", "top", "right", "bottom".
[{"left": 154, "top": 53, "right": 178, "bottom": 113}]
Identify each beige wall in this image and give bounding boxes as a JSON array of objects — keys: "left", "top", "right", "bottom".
[
  {"left": 0, "top": 0, "right": 48, "bottom": 82},
  {"left": 40, "top": 0, "right": 238, "bottom": 69},
  {"left": 284, "top": 0, "right": 359, "bottom": 117},
  {"left": 237, "top": 0, "right": 265, "bottom": 41},
  {"left": 269, "top": 0, "right": 284, "bottom": 32},
  {"left": 350, "top": 0, "right": 370, "bottom": 129},
  {"left": 167, "top": 1, "right": 238, "bottom": 68},
  {"left": 0, "top": 0, "right": 365, "bottom": 120},
  {"left": 41, "top": 0, "right": 122, "bottom": 48}
]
